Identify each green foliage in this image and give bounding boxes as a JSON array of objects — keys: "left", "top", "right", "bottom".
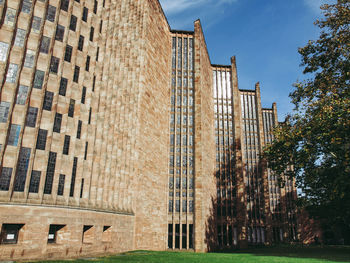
[{"left": 263, "top": 0, "right": 350, "bottom": 241}]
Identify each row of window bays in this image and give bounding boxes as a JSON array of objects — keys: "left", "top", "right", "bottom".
[{"left": 0, "top": 223, "right": 112, "bottom": 245}]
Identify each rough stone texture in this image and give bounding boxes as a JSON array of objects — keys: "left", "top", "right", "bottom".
[{"left": 193, "top": 20, "right": 216, "bottom": 252}]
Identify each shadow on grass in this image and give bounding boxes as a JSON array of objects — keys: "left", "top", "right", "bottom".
[{"left": 226, "top": 245, "right": 350, "bottom": 262}]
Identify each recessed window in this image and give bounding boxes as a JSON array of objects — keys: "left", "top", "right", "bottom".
[
  {"left": 64, "top": 45, "right": 73, "bottom": 62},
  {"left": 36, "top": 129, "right": 48, "bottom": 150},
  {"left": 80, "top": 178, "right": 84, "bottom": 198},
  {"left": 26, "top": 107, "right": 38, "bottom": 127},
  {"left": 0, "top": 224, "right": 24, "bottom": 244},
  {"left": 85, "top": 56, "right": 90, "bottom": 71},
  {"left": 22, "top": 0, "right": 32, "bottom": 13},
  {"left": 46, "top": 5, "right": 56, "bottom": 22},
  {"left": 59, "top": 77, "right": 68, "bottom": 96},
  {"left": 69, "top": 15, "right": 77, "bottom": 31},
  {"left": 70, "top": 157, "right": 78, "bottom": 197},
  {"left": 89, "top": 27, "right": 94, "bottom": 41},
  {"left": 63, "top": 135, "right": 70, "bottom": 155},
  {"left": 50, "top": 56, "right": 59, "bottom": 73},
  {"left": 34, "top": 70, "right": 45, "bottom": 89},
  {"left": 0, "top": 42, "right": 9, "bottom": 61},
  {"left": 4, "top": 8, "right": 16, "bottom": 26},
  {"left": 60, "top": 0, "right": 69, "bottom": 11},
  {"left": 78, "top": 35, "right": 84, "bottom": 51},
  {"left": 82, "top": 7, "right": 88, "bottom": 22},
  {"left": 28, "top": 170, "right": 41, "bottom": 193},
  {"left": 57, "top": 174, "right": 65, "bottom": 196},
  {"left": 0, "top": 168, "right": 13, "bottom": 191},
  {"left": 16, "top": 85, "right": 29, "bottom": 105},
  {"left": 102, "top": 226, "right": 112, "bottom": 242},
  {"left": 81, "top": 86, "right": 86, "bottom": 104},
  {"left": 13, "top": 147, "right": 31, "bottom": 192},
  {"left": 8, "top": 124, "right": 21, "bottom": 146},
  {"left": 48, "top": 225, "right": 65, "bottom": 243},
  {"left": 55, "top": 25, "right": 65, "bottom": 42},
  {"left": 93, "top": 0, "right": 97, "bottom": 13},
  {"left": 96, "top": 47, "right": 99, "bottom": 61},
  {"left": 32, "top": 16, "right": 42, "bottom": 33},
  {"left": 12, "top": 29, "right": 25, "bottom": 47},
  {"left": 0, "top": 101, "right": 10, "bottom": 123},
  {"left": 73, "top": 66, "right": 79, "bottom": 83},
  {"left": 24, "top": 49, "right": 36, "bottom": 68},
  {"left": 92, "top": 75, "right": 96, "bottom": 91},
  {"left": 40, "top": 36, "right": 51, "bottom": 53},
  {"left": 6, "top": 63, "right": 18, "bottom": 83},
  {"left": 44, "top": 151, "right": 57, "bottom": 194},
  {"left": 83, "top": 225, "right": 94, "bottom": 244},
  {"left": 53, "top": 113, "right": 62, "bottom": 133},
  {"left": 68, "top": 99, "right": 75, "bottom": 117},
  {"left": 77, "top": 120, "right": 82, "bottom": 139},
  {"left": 88, "top": 107, "right": 92, "bottom": 124},
  {"left": 43, "top": 91, "right": 54, "bottom": 111},
  {"left": 84, "top": 142, "right": 88, "bottom": 160}
]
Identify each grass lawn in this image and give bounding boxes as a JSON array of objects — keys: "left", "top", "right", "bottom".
[{"left": 36, "top": 246, "right": 350, "bottom": 263}]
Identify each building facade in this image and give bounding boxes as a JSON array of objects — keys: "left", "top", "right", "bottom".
[{"left": 0, "top": 0, "right": 297, "bottom": 260}]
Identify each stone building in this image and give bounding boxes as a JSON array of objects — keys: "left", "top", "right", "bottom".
[{"left": 0, "top": 0, "right": 297, "bottom": 260}]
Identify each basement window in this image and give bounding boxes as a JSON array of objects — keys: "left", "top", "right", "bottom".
[
  {"left": 0, "top": 224, "right": 24, "bottom": 244},
  {"left": 83, "top": 225, "right": 94, "bottom": 244},
  {"left": 48, "top": 224, "right": 65, "bottom": 243},
  {"left": 102, "top": 226, "right": 111, "bottom": 242}
]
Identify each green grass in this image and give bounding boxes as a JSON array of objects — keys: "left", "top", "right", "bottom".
[{"left": 34, "top": 246, "right": 350, "bottom": 263}]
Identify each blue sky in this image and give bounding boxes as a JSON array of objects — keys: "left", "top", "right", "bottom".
[{"left": 159, "top": 0, "right": 332, "bottom": 121}]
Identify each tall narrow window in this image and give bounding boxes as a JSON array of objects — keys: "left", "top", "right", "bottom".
[
  {"left": 46, "top": 5, "right": 56, "bottom": 22},
  {"left": 57, "top": 174, "right": 65, "bottom": 195},
  {"left": 40, "top": 36, "right": 50, "bottom": 53},
  {"left": 92, "top": 75, "right": 96, "bottom": 91},
  {"left": 26, "top": 107, "right": 38, "bottom": 127},
  {"left": 44, "top": 151, "right": 57, "bottom": 194},
  {"left": 8, "top": 124, "right": 21, "bottom": 146},
  {"left": 96, "top": 47, "right": 99, "bottom": 61},
  {"left": 89, "top": 27, "right": 94, "bottom": 41},
  {"left": 59, "top": 77, "right": 67, "bottom": 96},
  {"left": 175, "top": 224, "right": 180, "bottom": 248},
  {"left": 60, "top": 0, "right": 69, "bottom": 11},
  {"left": 168, "top": 224, "right": 173, "bottom": 249},
  {"left": 55, "top": 25, "right": 65, "bottom": 41},
  {"left": 43, "top": 91, "right": 54, "bottom": 111},
  {"left": 85, "top": 56, "right": 90, "bottom": 71},
  {"left": 28, "top": 170, "right": 41, "bottom": 193},
  {"left": 99, "top": 20, "right": 102, "bottom": 33},
  {"left": 36, "top": 129, "right": 48, "bottom": 150},
  {"left": 68, "top": 99, "right": 75, "bottom": 117},
  {"left": 32, "top": 16, "right": 42, "bottom": 33},
  {"left": 53, "top": 113, "right": 62, "bottom": 133},
  {"left": 84, "top": 142, "right": 88, "bottom": 160},
  {"left": 82, "top": 7, "right": 88, "bottom": 22},
  {"left": 80, "top": 178, "right": 84, "bottom": 198},
  {"left": 24, "top": 49, "right": 35, "bottom": 68},
  {"left": 4, "top": 8, "right": 16, "bottom": 26},
  {"left": 14, "top": 29, "right": 26, "bottom": 47},
  {"left": 88, "top": 107, "right": 92, "bottom": 124},
  {"left": 34, "top": 70, "right": 45, "bottom": 89},
  {"left": 77, "top": 120, "right": 82, "bottom": 139},
  {"left": 63, "top": 135, "right": 70, "bottom": 155},
  {"left": 64, "top": 45, "right": 73, "bottom": 62},
  {"left": 0, "top": 224, "right": 24, "bottom": 244},
  {"left": 81, "top": 87, "right": 86, "bottom": 104},
  {"left": 14, "top": 147, "right": 31, "bottom": 192},
  {"left": 0, "top": 102, "right": 10, "bottom": 123},
  {"left": 21, "top": 0, "right": 32, "bottom": 13},
  {"left": 0, "top": 168, "right": 13, "bottom": 191},
  {"left": 6, "top": 63, "right": 18, "bottom": 83},
  {"left": 70, "top": 157, "right": 78, "bottom": 197},
  {"left": 69, "top": 15, "right": 77, "bottom": 31},
  {"left": 93, "top": 0, "right": 97, "bottom": 13},
  {"left": 16, "top": 85, "right": 29, "bottom": 105},
  {"left": 50, "top": 56, "right": 59, "bottom": 73},
  {"left": 73, "top": 66, "right": 79, "bottom": 83},
  {"left": 78, "top": 35, "right": 84, "bottom": 51}
]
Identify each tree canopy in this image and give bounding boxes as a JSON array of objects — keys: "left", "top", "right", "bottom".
[{"left": 263, "top": 0, "right": 350, "bottom": 243}]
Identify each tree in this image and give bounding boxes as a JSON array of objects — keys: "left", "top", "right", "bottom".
[{"left": 263, "top": 0, "right": 350, "bottom": 244}]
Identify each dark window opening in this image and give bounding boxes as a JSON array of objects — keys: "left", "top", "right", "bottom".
[
  {"left": 55, "top": 25, "right": 65, "bottom": 41},
  {"left": 80, "top": 178, "right": 84, "bottom": 198},
  {"left": 81, "top": 86, "right": 86, "bottom": 104},
  {"left": 96, "top": 47, "right": 99, "bottom": 61},
  {"left": 189, "top": 224, "right": 194, "bottom": 249},
  {"left": 0, "top": 168, "right": 13, "bottom": 191},
  {"left": 64, "top": 45, "right": 73, "bottom": 62},
  {"left": 99, "top": 20, "right": 102, "bottom": 33},
  {"left": 78, "top": 35, "right": 84, "bottom": 51},
  {"left": 44, "top": 152, "right": 57, "bottom": 194},
  {"left": 0, "top": 224, "right": 24, "bottom": 244},
  {"left": 182, "top": 224, "right": 187, "bottom": 249},
  {"left": 50, "top": 56, "right": 59, "bottom": 73},
  {"left": 46, "top": 5, "right": 56, "bottom": 22},
  {"left": 36, "top": 129, "right": 48, "bottom": 150},
  {"left": 26, "top": 107, "right": 38, "bottom": 127},
  {"left": 70, "top": 157, "right": 78, "bottom": 197},
  {"left": 84, "top": 142, "right": 88, "bottom": 160},
  {"left": 33, "top": 70, "right": 45, "bottom": 89},
  {"left": 63, "top": 135, "right": 70, "bottom": 155},
  {"left": 82, "top": 7, "right": 88, "bottom": 22},
  {"left": 14, "top": 147, "right": 31, "bottom": 192},
  {"left": 57, "top": 174, "right": 65, "bottom": 195},
  {"left": 175, "top": 224, "right": 180, "bottom": 249},
  {"left": 93, "top": 0, "right": 97, "bottom": 13},
  {"left": 48, "top": 224, "right": 65, "bottom": 244},
  {"left": 53, "top": 113, "right": 62, "bottom": 133},
  {"left": 88, "top": 107, "right": 92, "bottom": 124},
  {"left": 60, "top": 0, "right": 69, "bottom": 11},
  {"left": 59, "top": 77, "right": 68, "bottom": 96},
  {"left": 28, "top": 170, "right": 41, "bottom": 193},
  {"left": 168, "top": 224, "right": 173, "bottom": 249},
  {"left": 69, "top": 15, "right": 77, "bottom": 31},
  {"left": 40, "top": 36, "right": 50, "bottom": 53},
  {"left": 68, "top": 99, "right": 75, "bottom": 117},
  {"left": 89, "top": 27, "right": 94, "bottom": 41},
  {"left": 85, "top": 56, "right": 90, "bottom": 71},
  {"left": 83, "top": 225, "right": 94, "bottom": 243},
  {"left": 92, "top": 75, "right": 96, "bottom": 91},
  {"left": 77, "top": 120, "right": 82, "bottom": 139},
  {"left": 73, "top": 66, "right": 79, "bottom": 83},
  {"left": 43, "top": 91, "right": 54, "bottom": 111}
]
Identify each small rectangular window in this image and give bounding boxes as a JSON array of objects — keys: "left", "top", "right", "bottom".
[
  {"left": 4, "top": 8, "right": 16, "bottom": 26},
  {"left": 85, "top": 56, "right": 90, "bottom": 71},
  {"left": 32, "top": 16, "right": 42, "bottom": 33},
  {"left": 0, "top": 224, "right": 24, "bottom": 244},
  {"left": 57, "top": 174, "right": 65, "bottom": 195},
  {"left": 60, "top": 0, "right": 69, "bottom": 11},
  {"left": 69, "top": 15, "right": 77, "bottom": 31},
  {"left": 70, "top": 157, "right": 78, "bottom": 197},
  {"left": 24, "top": 49, "right": 36, "bottom": 68},
  {"left": 14, "top": 29, "right": 26, "bottom": 47},
  {"left": 50, "top": 56, "right": 59, "bottom": 73},
  {"left": 26, "top": 107, "right": 38, "bottom": 127},
  {"left": 8, "top": 124, "right": 21, "bottom": 146},
  {"left": 84, "top": 142, "right": 88, "bottom": 160},
  {"left": 53, "top": 113, "right": 62, "bottom": 133},
  {"left": 6, "top": 63, "right": 18, "bottom": 83},
  {"left": 81, "top": 87, "right": 86, "bottom": 104},
  {"left": 36, "top": 129, "right": 48, "bottom": 150},
  {"left": 59, "top": 77, "right": 67, "bottom": 96},
  {"left": 63, "top": 135, "right": 70, "bottom": 155},
  {"left": 14, "top": 147, "right": 31, "bottom": 192},
  {"left": 43, "top": 91, "right": 54, "bottom": 111},
  {"left": 89, "top": 27, "right": 94, "bottom": 41},
  {"left": 82, "top": 7, "right": 88, "bottom": 22},
  {"left": 64, "top": 45, "right": 73, "bottom": 62},
  {"left": 0, "top": 101, "right": 10, "bottom": 123},
  {"left": 93, "top": 0, "right": 97, "bottom": 13},
  {"left": 0, "top": 167, "right": 13, "bottom": 191},
  {"left": 46, "top": 5, "right": 56, "bottom": 22},
  {"left": 55, "top": 25, "right": 65, "bottom": 42},
  {"left": 22, "top": 0, "right": 32, "bottom": 13},
  {"left": 78, "top": 35, "right": 84, "bottom": 51},
  {"left": 44, "top": 151, "right": 57, "bottom": 194},
  {"left": 16, "top": 85, "right": 29, "bottom": 105},
  {"left": 28, "top": 170, "right": 41, "bottom": 193},
  {"left": 77, "top": 120, "right": 82, "bottom": 139},
  {"left": 68, "top": 99, "right": 75, "bottom": 117},
  {"left": 73, "top": 66, "right": 79, "bottom": 83},
  {"left": 34, "top": 70, "right": 45, "bottom": 89}
]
